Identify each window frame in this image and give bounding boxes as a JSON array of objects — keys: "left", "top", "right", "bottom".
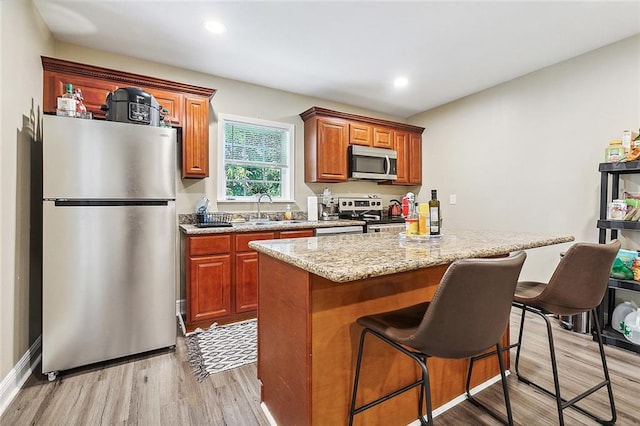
[{"left": 217, "top": 113, "right": 295, "bottom": 203}]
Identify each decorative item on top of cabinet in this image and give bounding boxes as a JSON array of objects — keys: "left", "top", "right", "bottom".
[
  {"left": 300, "top": 107, "right": 425, "bottom": 185},
  {"left": 596, "top": 160, "right": 640, "bottom": 354},
  {"left": 41, "top": 56, "right": 215, "bottom": 179}
]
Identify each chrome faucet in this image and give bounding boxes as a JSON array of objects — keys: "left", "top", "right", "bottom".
[{"left": 256, "top": 193, "right": 273, "bottom": 220}]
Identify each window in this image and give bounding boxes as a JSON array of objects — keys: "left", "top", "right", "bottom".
[{"left": 218, "top": 113, "right": 294, "bottom": 202}]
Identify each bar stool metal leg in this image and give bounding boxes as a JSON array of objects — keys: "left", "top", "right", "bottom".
[
  {"left": 512, "top": 305, "right": 617, "bottom": 425},
  {"left": 349, "top": 328, "right": 433, "bottom": 426},
  {"left": 466, "top": 343, "right": 514, "bottom": 425}
]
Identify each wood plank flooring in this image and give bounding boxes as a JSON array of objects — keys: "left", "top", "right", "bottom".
[{"left": 2, "top": 311, "right": 639, "bottom": 425}]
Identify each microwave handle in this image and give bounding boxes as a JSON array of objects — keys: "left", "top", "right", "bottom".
[{"left": 385, "top": 155, "right": 391, "bottom": 175}]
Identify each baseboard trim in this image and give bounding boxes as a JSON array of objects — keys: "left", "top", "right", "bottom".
[
  {"left": 260, "top": 372, "right": 509, "bottom": 426},
  {"left": 260, "top": 402, "right": 278, "bottom": 426},
  {"left": 0, "top": 335, "right": 42, "bottom": 417},
  {"left": 409, "top": 371, "right": 509, "bottom": 425}
]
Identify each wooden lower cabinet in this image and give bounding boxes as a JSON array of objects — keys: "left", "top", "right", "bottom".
[
  {"left": 188, "top": 254, "right": 231, "bottom": 323},
  {"left": 235, "top": 252, "right": 259, "bottom": 313},
  {"left": 185, "top": 229, "right": 314, "bottom": 329},
  {"left": 234, "top": 232, "right": 276, "bottom": 315}
]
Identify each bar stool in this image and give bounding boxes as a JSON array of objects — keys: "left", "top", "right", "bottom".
[
  {"left": 348, "top": 251, "right": 526, "bottom": 426},
  {"left": 510, "top": 240, "right": 620, "bottom": 426}
]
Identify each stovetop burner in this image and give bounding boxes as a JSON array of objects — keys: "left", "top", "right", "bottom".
[{"left": 338, "top": 211, "right": 405, "bottom": 224}]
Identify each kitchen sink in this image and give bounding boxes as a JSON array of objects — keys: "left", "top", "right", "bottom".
[{"left": 232, "top": 220, "right": 307, "bottom": 227}]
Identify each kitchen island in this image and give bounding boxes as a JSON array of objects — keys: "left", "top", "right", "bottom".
[{"left": 249, "top": 229, "right": 574, "bottom": 426}]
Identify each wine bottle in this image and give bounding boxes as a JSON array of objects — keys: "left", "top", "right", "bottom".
[{"left": 429, "top": 190, "right": 440, "bottom": 235}]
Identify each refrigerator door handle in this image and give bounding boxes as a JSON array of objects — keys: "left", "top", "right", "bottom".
[{"left": 54, "top": 200, "right": 170, "bottom": 207}]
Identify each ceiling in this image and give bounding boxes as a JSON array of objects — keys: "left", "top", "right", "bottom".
[{"left": 34, "top": 1, "right": 640, "bottom": 118}]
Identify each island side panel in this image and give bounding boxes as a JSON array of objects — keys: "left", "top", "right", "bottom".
[
  {"left": 310, "top": 265, "right": 446, "bottom": 425},
  {"left": 257, "top": 254, "right": 312, "bottom": 425},
  {"left": 309, "top": 264, "right": 509, "bottom": 425}
]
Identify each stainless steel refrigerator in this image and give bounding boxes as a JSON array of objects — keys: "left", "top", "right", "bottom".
[{"left": 42, "top": 115, "right": 177, "bottom": 380}]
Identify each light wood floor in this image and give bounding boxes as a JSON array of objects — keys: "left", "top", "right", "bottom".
[{"left": 2, "top": 311, "right": 639, "bottom": 425}]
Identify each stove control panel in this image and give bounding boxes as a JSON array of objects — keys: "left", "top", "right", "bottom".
[{"left": 338, "top": 197, "right": 383, "bottom": 212}]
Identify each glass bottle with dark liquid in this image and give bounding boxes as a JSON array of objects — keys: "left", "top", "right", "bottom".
[{"left": 429, "top": 190, "right": 440, "bottom": 235}]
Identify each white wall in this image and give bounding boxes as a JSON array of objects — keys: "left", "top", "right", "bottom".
[
  {"left": 0, "top": 0, "right": 54, "bottom": 384},
  {"left": 409, "top": 34, "right": 640, "bottom": 286}
]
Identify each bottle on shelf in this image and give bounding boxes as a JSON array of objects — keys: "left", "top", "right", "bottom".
[
  {"left": 161, "top": 108, "right": 172, "bottom": 128},
  {"left": 418, "top": 202, "right": 429, "bottom": 236},
  {"left": 284, "top": 204, "right": 293, "bottom": 220},
  {"left": 74, "top": 88, "right": 88, "bottom": 119},
  {"left": 56, "top": 83, "right": 77, "bottom": 117},
  {"left": 404, "top": 192, "right": 418, "bottom": 236},
  {"left": 605, "top": 140, "right": 625, "bottom": 162},
  {"left": 429, "top": 190, "right": 441, "bottom": 235}
]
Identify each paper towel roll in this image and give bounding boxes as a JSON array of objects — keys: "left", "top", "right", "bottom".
[{"left": 307, "top": 196, "right": 318, "bottom": 221}]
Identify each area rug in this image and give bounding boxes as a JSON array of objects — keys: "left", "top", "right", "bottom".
[{"left": 185, "top": 319, "right": 257, "bottom": 381}]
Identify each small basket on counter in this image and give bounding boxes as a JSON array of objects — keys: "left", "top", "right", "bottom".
[{"left": 195, "top": 212, "right": 233, "bottom": 228}]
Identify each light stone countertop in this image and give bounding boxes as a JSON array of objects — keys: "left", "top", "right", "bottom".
[
  {"left": 248, "top": 229, "right": 575, "bottom": 283},
  {"left": 179, "top": 219, "right": 365, "bottom": 235}
]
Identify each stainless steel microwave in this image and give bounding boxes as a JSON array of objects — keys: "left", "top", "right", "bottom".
[{"left": 348, "top": 145, "right": 397, "bottom": 181}]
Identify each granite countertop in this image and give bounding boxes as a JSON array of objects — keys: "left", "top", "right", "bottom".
[
  {"left": 248, "top": 229, "right": 575, "bottom": 283},
  {"left": 180, "top": 219, "right": 365, "bottom": 235}
]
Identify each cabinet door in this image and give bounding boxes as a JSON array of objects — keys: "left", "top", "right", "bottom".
[
  {"left": 183, "top": 96, "right": 210, "bottom": 178},
  {"left": 349, "top": 122, "right": 372, "bottom": 146},
  {"left": 394, "top": 130, "right": 409, "bottom": 184},
  {"left": 373, "top": 127, "right": 393, "bottom": 149},
  {"left": 146, "top": 88, "right": 184, "bottom": 126},
  {"left": 316, "top": 118, "right": 349, "bottom": 181},
  {"left": 187, "top": 254, "right": 231, "bottom": 324},
  {"left": 408, "top": 132, "right": 422, "bottom": 184},
  {"left": 235, "top": 252, "right": 259, "bottom": 313}
]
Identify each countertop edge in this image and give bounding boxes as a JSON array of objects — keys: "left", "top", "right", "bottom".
[
  {"left": 179, "top": 220, "right": 366, "bottom": 234},
  {"left": 250, "top": 234, "right": 575, "bottom": 283}
]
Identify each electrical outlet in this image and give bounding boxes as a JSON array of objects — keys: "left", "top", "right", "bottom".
[{"left": 450, "top": 194, "right": 457, "bottom": 205}]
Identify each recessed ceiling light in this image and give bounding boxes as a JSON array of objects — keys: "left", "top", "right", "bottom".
[
  {"left": 393, "top": 77, "right": 408, "bottom": 88},
  {"left": 203, "top": 20, "right": 227, "bottom": 34}
]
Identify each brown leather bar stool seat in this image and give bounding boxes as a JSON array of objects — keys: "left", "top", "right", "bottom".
[
  {"left": 348, "top": 251, "right": 527, "bottom": 426},
  {"left": 510, "top": 240, "right": 620, "bottom": 426}
]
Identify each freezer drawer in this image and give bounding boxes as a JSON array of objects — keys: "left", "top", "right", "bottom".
[
  {"left": 42, "top": 201, "right": 176, "bottom": 374},
  {"left": 43, "top": 115, "right": 176, "bottom": 200}
]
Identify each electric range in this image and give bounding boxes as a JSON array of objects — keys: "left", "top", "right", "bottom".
[{"left": 337, "top": 196, "right": 405, "bottom": 232}]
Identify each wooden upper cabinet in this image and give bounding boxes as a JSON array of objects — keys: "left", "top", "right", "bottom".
[
  {"left": 408, "top": 132, "right": 422, "bottom": 184},
  {"left": 146, "top": 88, "right": 184, "bottom": 126},
  {"left": 300, "top": 107, "right": 424, "bottom": 185},
  {"left": 349, "top": 122, "right": 373, "bottom": 146},
  {"left": 183, "top": 96, "right": 210, "bottom": 178},
  {"left": 41, "top": 56, "right": 215, "bottom": 179},
  {"left": 373, "top": 127, "right": 393, "bottom": 149},
  {"left": 393, "top": 130, "right": 410, "bottom": 184},
  {"left": 316, "top": 118, "right": 349, "bottom": 181},
  {"left": 302, "top": 113, "right": 349, "bottom": 183}
]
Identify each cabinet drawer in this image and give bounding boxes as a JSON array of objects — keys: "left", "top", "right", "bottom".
[
  {"left": 279, "top": 229, "right": 314, "bottom": 239},
  {"left": 188, "top": 234, "right": 231, "bottom": 256},
  {"left": 235, "top": 232, "right": 276, "bottom": 252}
]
